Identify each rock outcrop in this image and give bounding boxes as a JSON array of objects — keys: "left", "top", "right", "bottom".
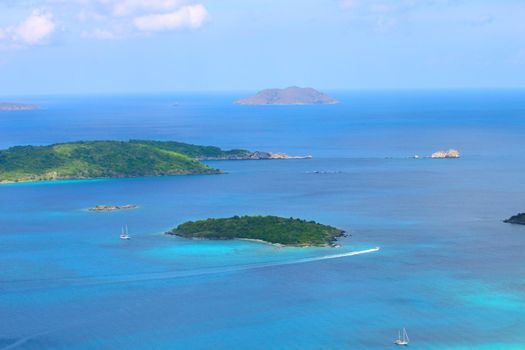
[
  {"left": 504, "top": 213, "right": 525, "bottom": 225},
  {"left": 0, "top": 103, "right": 37, "bottom": 111},
  {"left": 88, "top": 204, "right": 138, "bottom": 212},
  {"left": 431, "top": 149, "right": 460, "bottom": 159}
]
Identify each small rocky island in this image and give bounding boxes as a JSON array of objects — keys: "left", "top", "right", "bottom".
[
  {"left": 0, "top": 103, "right": 38, "bottom": 111},
  {"left": 88, "top": 204, "right": 137, "bottom": 212},
  {"left": 167, "top": 215, "right": 345, "bottom": 247},
  {"left": 235, "top": 86, "right": 338, "bottom": 105},
  {"left": 198, "top": 151, "right": 312, "bottom": 160},
  {"left": 504, "top": 213, "right": 525, "bottom": 225},
  {"left": 0, "top": 140, "right": 309, "bottom": 183},
  {"left": 431, "top": 149, "right": 460, "bottom": 158}
]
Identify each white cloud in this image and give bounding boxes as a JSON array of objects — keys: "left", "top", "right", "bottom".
[
  {"left": 133, "top": 4, "right": 208, "bottom": 32},
  {"left": 77, "top": 9, "right": 107, "bottom": 22},
  {"left": 0, "top": 1, "right": 210, "bottom": 45},
  {"left": 375, "top": 16, "right": 397, "bottom": 32},
  {"left": 14, "top": 12, "right": 56, "bottom": 45},
  {"left": 370, "top": 3, "right": 395, "bottom": 14},
  {"left": 508, "top": 49, "right": 525, "bottom": 64},
  {"left": 337, "top": 0, "right": 461, "bottom": 32},
  {"left": 0, "top": 11, "right": 56, "bottom": 48},
  {"left": 469, "top": 14, "right": 493, "bottom": 26},
  {"left": 339, "top": 0, "right": 459, "bottom": 11},
  {"left": 339, "top": 0, "right": 358, "bottom": 10},
  {"left": 82, "top": 28, "right": 119, "bottom": 39},
  {"left": 112, "top": 0, "right": 182, "bottom": 17}
]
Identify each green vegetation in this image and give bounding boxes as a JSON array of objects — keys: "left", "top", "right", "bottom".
[
  {"left": 168, "top": 215, "right": 345, "bottom": 246},
  {"left": 504, "top": 213, "right": 525, "bottom": 225},
  {"left": 130, "top": 140, "right": 250, "bottom": 159},
  {"left": 0, "top": 140, "right": 240, "bottom": 183}
]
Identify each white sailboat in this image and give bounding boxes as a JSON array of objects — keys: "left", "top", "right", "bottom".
[
  {"left": 120, "top": 225, "right": 130, "bottom": 240},
  {"left": 394, "top": 328, "right": 409, "bottom": 346}
]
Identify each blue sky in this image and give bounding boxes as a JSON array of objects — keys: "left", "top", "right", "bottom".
[{"left": 0, "top": 0, "right": 524, "bottom": 95}]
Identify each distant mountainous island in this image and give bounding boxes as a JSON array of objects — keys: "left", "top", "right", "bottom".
[
  {"left": 167, "top": 215, "right": 345, "bottom": 247},
  {"left": 0, "top": 140, "right": 308, "bottom": 183},
  {"left": 0, "top": 102, "right": 38, "bottom": 111},
  {"left": 235, "top": 86, "right": 338, "bottom": 105}
]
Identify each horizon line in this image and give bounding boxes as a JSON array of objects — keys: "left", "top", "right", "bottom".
[{"left": 2, "top": 86, "right": 525, "bottom": 99}]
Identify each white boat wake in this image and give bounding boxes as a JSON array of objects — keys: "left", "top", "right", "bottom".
[
  {"left": 2, "top": 247, "right": 380, "bottom": 292},
  {"left": 0, "top": 249, "right": 380, "bottom": 347},
  {"left": 293, "top": 247, "right": 380, "bottom": 264},
  {"left": 0, "top": 329, "right": 56, "bottom": 350}
]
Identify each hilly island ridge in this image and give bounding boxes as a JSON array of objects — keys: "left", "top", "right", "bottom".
[
  {"left": 235, "top": 86, "right": 338, "bottom": 105},
  {"left": 0, "top": 140, "right": 307, "bottom": 183}
]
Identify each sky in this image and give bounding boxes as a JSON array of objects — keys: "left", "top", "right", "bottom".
[{"left": 0, "top": 0, "right": 524, "bottom": 95}]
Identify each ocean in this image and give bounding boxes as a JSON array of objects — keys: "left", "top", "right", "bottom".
[{"left": 1, "top": 90, "right": 525, "bottom": 349}]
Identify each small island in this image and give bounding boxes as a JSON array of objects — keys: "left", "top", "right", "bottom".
[
  {"left": 0, "top": 140, "right": 309, "bottom": 183},
  {"left": 235, "top": 86, "right": 338, "bottom": 105},
  {"left": 504, "top": 213, "right": 525, "bottom": 225},
  {"left": 88, "top": 204, "right": 137, "bottom": 212},
  {"left": 167, "top": 215, "right": 345, "bottom": 247},
  {"left": 0, "top": 102, "right": 38, "bottom": 111}
]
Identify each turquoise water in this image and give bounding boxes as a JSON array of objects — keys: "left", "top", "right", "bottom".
[{"left": 1, "top": 90, "right": 525, "bottom": 349}]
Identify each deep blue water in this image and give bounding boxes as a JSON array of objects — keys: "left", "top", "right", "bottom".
[{"left": 1, "top": 90, "right": 525, "bottom": 349}]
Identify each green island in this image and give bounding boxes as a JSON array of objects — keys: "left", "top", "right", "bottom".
[
  {"left": 504, "top": 213, "right": 525, "bottom": 225},
  {"left": 0, "top": 140, "right": 290, "bottom": 183},
  {"left": 167, "top": 215, "right": 346, "bottom": 247}
]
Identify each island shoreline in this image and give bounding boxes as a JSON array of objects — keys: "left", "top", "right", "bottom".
[
  {"left": 169, "top": 235, "right": 345, "bottom": 248},
  {"left": 0, "top": 171, "right": 223, "bottom": 185}
]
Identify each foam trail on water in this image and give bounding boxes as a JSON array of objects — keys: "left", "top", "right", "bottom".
[
  {"left": 2, "top": 247, "right": 380, "bottom": 292},
  {"left": 289, "top": 247, "right": 380, "bottom": 264},
  {"left": 0, "top": 329, "right": 56, "bottom": 350}
]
